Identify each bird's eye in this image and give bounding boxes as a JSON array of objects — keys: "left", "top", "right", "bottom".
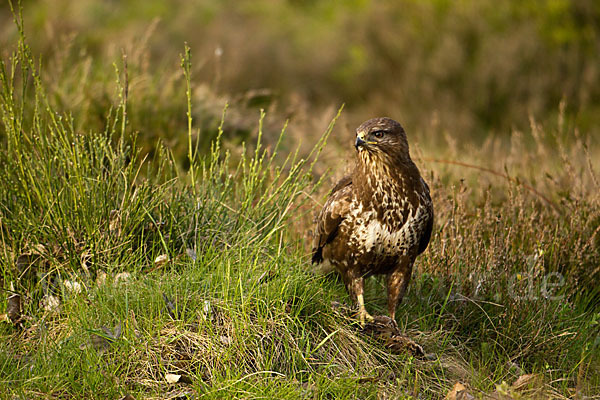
[{"left": 372, "top": 130, "right": 385, "bottom": 138}]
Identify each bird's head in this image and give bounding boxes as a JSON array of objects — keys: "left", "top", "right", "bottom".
[{"left": 354, "top": 117, "right": 410, "bottom": 163}]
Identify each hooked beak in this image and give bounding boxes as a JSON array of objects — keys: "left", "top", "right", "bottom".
[{"left": 355, "top": 135, "right": 368, "bottom": 150}]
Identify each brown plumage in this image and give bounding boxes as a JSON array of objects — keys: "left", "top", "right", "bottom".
[{"left": 312, "top": 117, "right": 434, "bottom": 325}]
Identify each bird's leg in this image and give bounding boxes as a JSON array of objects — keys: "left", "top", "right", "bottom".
[
  {"left": 352, "top": 276, "right": 374, "bottom": 326},
  {"left": 387, "top": 260, "right": 413, "bottom": 323},
  {"left": 356, "top": 293, "right": 374, "bottom": 326}
]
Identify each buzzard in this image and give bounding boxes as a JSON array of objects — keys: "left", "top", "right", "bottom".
[{"left": 312, "top": 117, "right": 433, "bottom": 325}]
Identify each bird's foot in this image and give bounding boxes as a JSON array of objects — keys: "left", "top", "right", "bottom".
[
  {"left": 358, "top": 309, "right": 375, "bottom": 327},
  {"left": 355, "top": 293, "right": 373, "bottom": 327}
]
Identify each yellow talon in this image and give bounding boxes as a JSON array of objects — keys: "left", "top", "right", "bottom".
[{"left": 357, "top": 294, "right": 374, "bottom": 326}]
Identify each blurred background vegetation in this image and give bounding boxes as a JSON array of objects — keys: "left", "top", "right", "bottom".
[{"left": 1, "top": 0, "right": 599, "bottom": 161}]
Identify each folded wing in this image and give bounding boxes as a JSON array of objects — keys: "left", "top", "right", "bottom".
[{"left": 312, "top": 176, "right": 353, "bottom": 264}]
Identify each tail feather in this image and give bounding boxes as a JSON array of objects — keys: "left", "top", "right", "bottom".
[
  {"left": 311, "top": 247, "right": 323, "bottom": 264},
  {"left": 312, "top": 248, "right": 336, "bottom": 275}
]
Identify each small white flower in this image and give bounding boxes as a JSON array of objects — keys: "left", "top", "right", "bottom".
[
  {"left": 41, "top": 295, "right": 61, "bottom": 312},
  {"left": 63, "top": 280, "right": 82, "bottom": 294}
]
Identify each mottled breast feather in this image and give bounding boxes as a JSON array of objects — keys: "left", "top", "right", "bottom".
[{"left": 312, "top": 163, "right": 433, "bottom": 270}]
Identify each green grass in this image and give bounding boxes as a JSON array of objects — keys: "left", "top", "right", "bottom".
[{"left": 1, "top": 8, "right": 600, "bottom": 400}]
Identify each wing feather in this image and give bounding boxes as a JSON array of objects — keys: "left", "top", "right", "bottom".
[
  {"left": 417, "top": 177, "right": 434, "bottom": 255},
  {"left": 311, "top": 176, "right": 353, "bottom": 264}
]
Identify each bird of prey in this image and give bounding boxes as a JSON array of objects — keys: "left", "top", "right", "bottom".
[{"left": 312, "top": 117, "right": 433, "bottom": 325}]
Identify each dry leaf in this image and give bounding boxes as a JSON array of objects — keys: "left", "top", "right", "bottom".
[
  {"left": 96, "top": 270, "right": 107, "bottom": 287},
  {"left": 154, "top": 254, "right": 169, "bottom": 268},
  {"left": 80, "top": 323, "right": 122, "bottom": 352},
  {"left": 16, "top": 249, "right": 47, "bottom": 277},
  {"left": 63, "top": 280, "right": 82, "bottom": 294},
  {"left": 80, "top": 250, "right": 91, "bottom": 274},
  {"left": 165, "top": 373, "right": 192, "bottom": 384},
  {"left": 16, "top": 253, "right": 34, "bottom": 272},
  {"left": 512, "top": 374, "right": 540, "bottom": 390},
  {"left": 7, "top": 292, "right": 22, "bottom": 323},
  {"left": 165, "top": 373, "right": 182, "bottom": 383},
  {"left": 103, "top": 323, "right": 122, "bottom": 340},
  {"left": 40, "top": 294, "right": 60, "bottom": 312},
  {"left": 32, "top": 243, "right": 47, "bottom": 255},
  {"left": 445, "top": 382, "right": 474, "bottom": 400},
  {"left": 81, "top": 333, "right": 111, "bottom": 352},
  {"left": 115, "top": 272, "right": 131, "bottom": 284}
]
